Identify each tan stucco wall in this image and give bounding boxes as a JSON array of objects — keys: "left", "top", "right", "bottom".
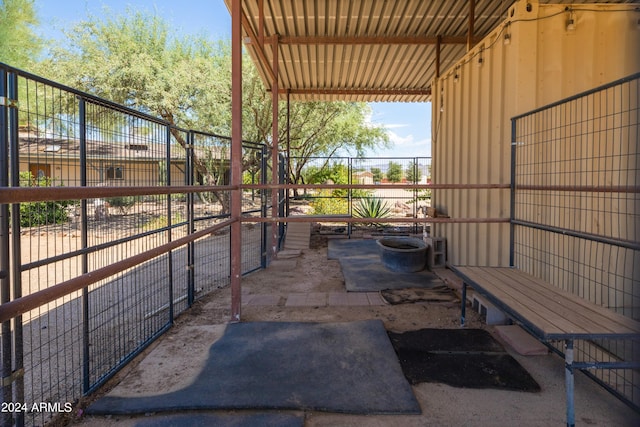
[{"left": 430, "top": 0, "right": 640, "bottom": 266}]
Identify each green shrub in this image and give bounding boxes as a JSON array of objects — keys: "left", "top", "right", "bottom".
[
  {"left": 353, "top": 197, "right": 391, "bottom": 221},
  {"left": 310, "top": 190, "right": 348, "bottom": 215},
  {"left": 353, "top": 197, "right": 391, "bottom": 228},
  {"left": 18, "top": 172, "right": 71, "bottom": 227}
]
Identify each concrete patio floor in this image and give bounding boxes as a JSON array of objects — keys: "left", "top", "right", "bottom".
[{"left": 72, "top": 240, "right": 639, "bottom": 427}]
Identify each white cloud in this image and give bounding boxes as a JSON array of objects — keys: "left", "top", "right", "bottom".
[
  {"left": 373, "top": 131, "right": 432, "bottom": 157},
  {"left": 384, "top": 123, "right": 410, "bottom": 130}
]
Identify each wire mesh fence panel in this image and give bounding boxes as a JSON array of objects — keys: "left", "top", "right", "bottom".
[
  {"left": 512, "top": 73, "right": 640, "bottom": 409},
  {"left": 0, "top": 65, "right": 269, "bottom": 426},
  {"left": 286, "top": 156, "right": 431, "bottom": 234},
  {"left": 10, "top": 71, "right": 88, "bottom": 427}
]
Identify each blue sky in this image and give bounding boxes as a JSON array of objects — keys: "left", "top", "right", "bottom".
[{"left": 34, "top": 0, "right": 431, "bottom": 158}]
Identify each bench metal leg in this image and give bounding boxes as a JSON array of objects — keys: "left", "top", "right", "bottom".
[
  {"left": 565, "top": 339, "right": 575, "bottom": 427},
  {"left": 461, "top": 282, "right": 467, "bottom": 327}
]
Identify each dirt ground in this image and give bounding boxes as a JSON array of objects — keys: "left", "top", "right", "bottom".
[{"left": 65, "top": 232, "right": 639, "bottom": 427}]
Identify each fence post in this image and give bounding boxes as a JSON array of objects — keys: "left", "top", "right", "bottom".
[
  {"left": 7, "top": 70, "right": 25, "bottom": 427},
  {"left": 261, "top": 146, "right": 268, "bottom": 268},
  {"left": 348, "top": 158, "right": 352, "bottom": 237},
  {"left": 509, "top": 118, "right": 517, "bottom": 267},
  {"left": 278, "top": 155, "right": 286, "bottom": 249},
  {"left": 413, "top": 158, "right": 418, "bottom": 234},
  {"left": 187, "top": 131, "right": 195, "bottom": 307},
  {"left": 166, "top": 125, "right": 174, "bottom": 324},
  {"left": 0, "top": 65, "right": 13, "bottom": 427},
  {"left": 79, "top": 98, "right": 91, "bottom": 394}
]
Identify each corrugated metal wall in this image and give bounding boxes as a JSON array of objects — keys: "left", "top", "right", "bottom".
[{"left": 431, "top": 0, "right": 640, "bottom": 266}]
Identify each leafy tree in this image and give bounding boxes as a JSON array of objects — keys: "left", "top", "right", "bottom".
[
  {"left": 0, "top": 0, "right": 41, "bottom": 69},
  {"left": 39, "top": 8, "right": 389, "bottom": 202},
  {"left": 386, "top": 161, "right": 403, "bottom": 183},
  {"left": 38, "top": 8, "right": 235, "bottom": 210},
  {"left": 405, "top": 160, "right": 422, "bottom": 183},
  {"left": 371, "top": 167, "right": 383, "bottom": 183},
  {"left": 240, "top": 60, "right": 390, "bottom": 191},
  {"left": 36, "top": 8, "right": 391, "bottom": 216}
]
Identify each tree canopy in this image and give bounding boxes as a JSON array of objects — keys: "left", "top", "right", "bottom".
[
  {"left": 386, "top": 161, "right": 403, "bottom": 183},
  {"left": 37, "top": 8, "right": 389, "bottom": 186},
  {"left": 0, "top": 0, "right": 41, "bottom": 68}
]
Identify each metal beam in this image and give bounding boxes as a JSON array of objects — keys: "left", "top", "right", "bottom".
[
  {"left": 467, "top": 0, "right": 476, "bottom": 51},
  {"left": 436, "top": 35, "right": 442, "bottom": 78},
  {"left": 278, "top": 88, "right": 432, "bottom": 97},
  {"left": 266, "top": 35, "right": 477, "bottom": 45},
  {"left": 241, "top": 8, "right": 276, "bottom": 83}
]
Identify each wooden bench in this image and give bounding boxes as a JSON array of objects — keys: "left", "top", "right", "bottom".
[{"left": 450, "top": 266, "right": 640, "bottom": 427}]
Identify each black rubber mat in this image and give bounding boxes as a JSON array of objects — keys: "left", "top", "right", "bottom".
[
  {"left": 329, "top": 239, "right": 442, "bottom": 292},
  {"left": 88, "top": 320, "right": 421, "bottom": 416},
  {"left": 381, "top": 286, "right": 457, "bottom": 304},
  {"left": 132, "top": 412, "right": 304, "bottom": 427},
  {"left": 388, "top": 328, "right": 541, "bottom": 392},
  {"left": 328, "top": 238, "right": 380, "bottom": 259}
]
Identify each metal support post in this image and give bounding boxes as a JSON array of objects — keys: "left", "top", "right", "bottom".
[
  {"left": 0, "top": 65, "right": 13, "bottom": 427},
  {"left": 260, "top": 146, "right": 268, "bottom": 268},
  {"left": 460, "top": 282, "right": 467, "bottom": 326},
  {"left": 79, "top": 98, "right": 91, "bottom": 394},
  {"left": 230, "top": 0, "right": 243, "bottom": 320},
  {"left": 8, "top": 70, "right": 24, "bottom": 427},
  {"left": 187, "top": 132, "right": 195, "bottom": 307},
  {"left": 565, "top": 340, "right": 575, "bottom": 427},
  {"left": 165, "top": 125, "right": 174, "bottom": 324}
]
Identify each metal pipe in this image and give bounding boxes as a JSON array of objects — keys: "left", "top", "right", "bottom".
[
  {"left": 241, "top": 216, "right": 509, "bottom": 224},
  {"left": 512, "top": 219, "right": 640, "bottom": 251},
  {"left": 230, "top": 0, "right": 243, "bottom": 321},
  {"left": 0, "top": 64, "right": 12, "bottom": 427},
  {"left": 467, "top": 0, "right": 476, "bottom": 51},
  {"left": 512, "top": 184, "right": 640, "bottom": 193},
  {"left": 261, "top": 145, "right": 268, "bottom": 268},
  {"left": 509, "top": 121, "right": 517, "bottom": 267},
  {"left": 0, "top": 219, "right": 236, "bottom": 324},
  {"left": 187, "top": 132, "right": 195, "bottom": 307},
  {"left": 0, "top": 184, "right": 237, "bottom": 204},
  {"left": 271, "top": 34, "right": 280, "bottom": 259},
  {"left": 8, "top": 69, "right": 24, "bottom": 427},
  {"left": 242, "top": 183, "right": 511, "bottom": 191},
  {"left": 565, "top": 340, "right": 575, "bottom": 427},
  {"left": 3, "top": 174, "right": 512, "bottom": 206},
  {"left": 512, "top": 71, "right": 640, "bottom": 120},
  {"left": 286, "top": 90, "right": 290, "bottom": 217},
  {"left": 165, "top": 124, "right": 174, "bottom": 325},
  {"left": 461, "top": 282, "right": 467, "bottom": 326},
  {"left": 79, "top": 98, "right": 90, "bottom": 394},
  {"left": 435, "top": 36, "right": 441, "bottom": 78}
]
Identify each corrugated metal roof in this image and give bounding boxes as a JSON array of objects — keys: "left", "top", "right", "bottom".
[{"left": 226, "top": 1, "right": 638, "bottom": 102}]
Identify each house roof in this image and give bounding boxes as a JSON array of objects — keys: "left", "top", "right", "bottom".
[
  {"left": 226, "top": 0, "right": 638, "bottom": 102},
  {"left": 18, "top": 132, "right": 187, "bottom": 162}
]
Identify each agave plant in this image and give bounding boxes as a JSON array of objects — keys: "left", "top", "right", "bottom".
[{"left": 353, "top": 197, "right": 391, "bottom": 227}]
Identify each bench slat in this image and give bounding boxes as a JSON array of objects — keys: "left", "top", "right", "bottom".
[
  {"left": 474, "top": 268, "right": 632, "bottom": 336},
  {"left": 453, "top": 266, "right": 640, "bottom": 340},
  {"left": 462, "top": 267, "right": 592, "bottom": 338},
  {"left": 492, "top": 268, "right": 640, "bottom": 332}
]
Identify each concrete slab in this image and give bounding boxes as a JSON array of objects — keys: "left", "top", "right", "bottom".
[
  {"left": 278, "top": 249, "right": 302, "bottom": 259},
  {"left": 284, "top": 222, "right": 310, "bottom": 250},
  {"left": 495, "top": 325, "right": 549, "bottom": 356},
  {"left": 243, "top": 294, "right": 283, "bottom": 306}
]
